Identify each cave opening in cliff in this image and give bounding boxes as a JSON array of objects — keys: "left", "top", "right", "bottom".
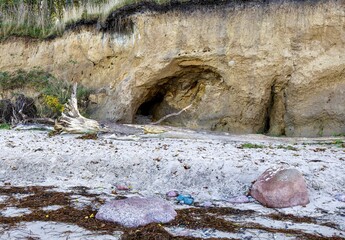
[
  {"left": 134, "top": 66, "right": 222, "bottom": 125},
  {"left": 134, "top": 80, "right": 174, "bottom": 124},
  {"left": 136, "top": 92, "right": 165, "bottom": 117}
]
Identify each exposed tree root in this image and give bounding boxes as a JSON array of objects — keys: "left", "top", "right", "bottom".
[{"left": 151, "top": 104, "right": 193, "bottom": 125}]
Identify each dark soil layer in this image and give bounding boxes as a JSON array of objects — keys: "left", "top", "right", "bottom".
[
  {"left": 105, "top": 0, "right": 325, "bottom": 33},
  {"left": 0, "top": 186, "right": 342, "bottom": 240},
  {"left": 0, "top": 0, "right": 327, "bottom": 42},
  {"left": 63, "top": 0, "right": 325, "bottom": 37}
]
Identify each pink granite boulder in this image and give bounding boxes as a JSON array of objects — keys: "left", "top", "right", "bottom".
[
  {"left": 95, "top": 197, "right": 177, "bottom": 227},
  {"left": 250, "top": 167, "right": 309, "bottom": 208}
]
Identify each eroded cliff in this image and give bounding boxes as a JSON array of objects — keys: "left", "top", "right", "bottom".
[{"left": 0, "top": 1, "right": 344, "bottom": 137}]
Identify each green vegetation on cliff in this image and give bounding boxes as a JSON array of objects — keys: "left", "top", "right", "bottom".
[
  {"left": 0, "top": 69, "right": 91, "bottom": 118},
  {"left": 0, "top": 0, "right": 109, "bottom": 39},
  {"left": 0, "top": 69, "right": 53, "bottom": 90}
]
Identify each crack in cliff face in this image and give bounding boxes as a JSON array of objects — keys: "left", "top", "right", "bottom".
[
  {"left": 263, "top": 83, "right": 275, "bottom": 134},
  {"left": 263, "top": 77, "right": 289, "bottom": 136}
]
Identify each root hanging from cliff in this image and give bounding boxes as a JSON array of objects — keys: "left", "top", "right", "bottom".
[
  {"left": 151, "top": 104, "right": 193, "bottom": 125},
  {"left": 54, "top": 83, "right": 103, "bottom": 134}
]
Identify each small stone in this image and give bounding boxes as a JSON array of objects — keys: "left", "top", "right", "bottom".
[
  {"left": 96, "top": 197, "right": 177, "bottom": 227},
  {"left": 226, "top": 195, "right": 250, "bottom": 204},
  {"left": 183, "top": 164, "right": 191, "bottom": 170},
  {"left": 166, "top": 190, "right": 179, "bottom": 198},
  {"left": 250, "top": 167, "right": 309, "bottom": 208},
  {"left": 200, "top": 201, "right": 213, "bottom": 207},
  {"left": 335, "top": 193, "right": 345, "bottom": 202},
  {"left": 116, "top": 185, "right": 130, "bottom": 191}
]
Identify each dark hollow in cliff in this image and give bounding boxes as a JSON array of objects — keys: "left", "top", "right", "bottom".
[
  {"left": 135, "top": 65, "right": 223, "bottom": 125},
  {"left": 136, "top": 93, "right": 165, "bottom": 117}
]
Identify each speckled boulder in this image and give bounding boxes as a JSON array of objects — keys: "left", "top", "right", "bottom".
[
  {"left": 95, "top": 197, "right": 177, "bottom": 227},
  {"left": 250, "top": 167, "right": 309, "bottom": 208}
]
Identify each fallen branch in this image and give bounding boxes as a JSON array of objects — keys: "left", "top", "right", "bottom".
[
  {"left": 28, "top": 118, "right": 55, "bottom": 125},
  {"left": 151, "top": 104, "right": 193, "bottom": 125},
  {"left": 54, "top": 83, "right": 103, "bottom": 134}
]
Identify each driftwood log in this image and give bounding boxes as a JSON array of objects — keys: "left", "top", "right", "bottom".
[{"left": 54, "top": 83, "right": 102, "bottom": 134}]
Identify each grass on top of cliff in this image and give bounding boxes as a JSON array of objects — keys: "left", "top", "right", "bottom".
[
  {"left": 0, "top": 0, "right": 265, "bottom": 40},
  {"left": 0, "top": 0, "right": 164, "bottom": 39}
]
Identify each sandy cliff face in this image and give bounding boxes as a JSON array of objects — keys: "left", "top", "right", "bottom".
[{"left": 0, "top": 1, "right": 344, "bottom": 137}]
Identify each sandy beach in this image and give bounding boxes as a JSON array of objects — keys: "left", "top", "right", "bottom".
[{"left": 0, "top": 125, "right": 344, "bottom": 239}]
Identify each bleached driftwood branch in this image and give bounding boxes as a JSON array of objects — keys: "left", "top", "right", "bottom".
[
  {"left": 54, "top": 83, "right": 102, "bottom": 134},
  {"left": 151, "top": 104, "right": 193, "bottom": 125}
]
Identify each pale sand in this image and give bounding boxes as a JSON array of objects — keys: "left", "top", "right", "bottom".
[{"left": 0, "top": 125, "right": 344, "bottom": 238}]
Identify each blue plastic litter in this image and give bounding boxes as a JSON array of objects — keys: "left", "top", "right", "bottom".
[{"left": 176, "top": 194, "right": 194, "bottom": 205}]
